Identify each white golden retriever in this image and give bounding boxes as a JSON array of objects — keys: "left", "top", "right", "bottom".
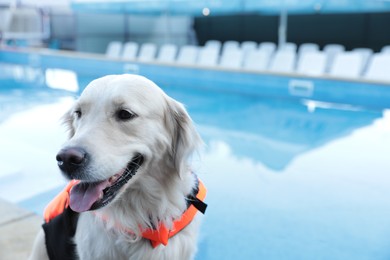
[{"left": 29, "top": 74, "right": 206, "bottom": 260}]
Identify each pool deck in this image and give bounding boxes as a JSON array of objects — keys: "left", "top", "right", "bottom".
[{"left": 0, "top": 199, "right": 42, "bottom": 260}]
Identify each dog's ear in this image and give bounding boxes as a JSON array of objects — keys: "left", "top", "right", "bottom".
[
  {"left": 165, "top": 97, "right": 202, "bottom": 179},
  {"left": 61, "top": 109, "right": 75, "bottom": 138}
]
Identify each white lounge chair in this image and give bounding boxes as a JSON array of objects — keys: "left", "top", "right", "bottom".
[
  {"left": 156, "top": 44, "right": 177, "bottom": 63},
  {"left": 241, "top": 41, "right": 258, "bottom": 55},
  {"left": 324, "top": 43, "right": 345, "bottom": 53},
  {"left": 328, "top": 52, "right": 364, "bottom": 79},
  {"left": 298, "top": 43, "right": 319, "bottom": 57},
  {"left": 176, "top": 45, "right": 199, "bottom": 65},
  {"left": 364, "top": 53, "right": 390, "bottom": 82},
  {"left": 258, "top": 42, "right": 276, "bottom": 55},
  {"left": 221, "top": 40, "right": 240, "bottom": 56},
  {"left": 323, "top": 44, "right": 345, "bottom": 72},
  {"left": 351, "top": 48, "right": 373, "bottom": 74},
  {"left": 197, "top": 47, "right": 219, "bottom": 67},
  {"left": 381, "top": 45, "right": 390, "bottom": 54},
  {"left": 242, "top": 49, "right": 271, "bottom": 71},
  {"left": 137, "top": 43, "right": 157, "bottom": 62},
  {"left": 122, "top": 42, "right": 139, "bottom": 60},
  {"left": 204, "top": 40, "right": 222, "bottom": 53},
  {"left": 296, "top": 51, "right": 326, "bottom": 76},
  {"left": 278, "top": 42, "right": 297, "bottom": 53},
  {"left": 219, "top": 48, "right": 243, "bottom": 69},
  {"left": 352, "top": 47, "right": 373, "bottom": 57},
  {"left": 105, "top": 41, "right": 123, "bottom": 59},
  {"left": 268, "top": 50, "right": 296, "bottom": 73}
]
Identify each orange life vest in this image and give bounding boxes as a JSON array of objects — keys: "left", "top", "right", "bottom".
[{"left": 44, "top": 178, "right": 207, "bottom": 248}]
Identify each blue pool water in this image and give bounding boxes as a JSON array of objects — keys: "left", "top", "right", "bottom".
[{"left": 1, "top": 64, "right": 390, "bottom": 259}]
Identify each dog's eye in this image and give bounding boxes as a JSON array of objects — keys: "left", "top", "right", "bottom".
[
  {"left": 116, "top": 109, "right": 136, "bottom": 121},
  {"left": 74, "top": 110, "right": 82, "bottom": 118}
]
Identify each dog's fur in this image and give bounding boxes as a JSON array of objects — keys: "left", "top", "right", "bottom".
[{"left": 29, "top": 74, "right": 203, "bottom": 260}]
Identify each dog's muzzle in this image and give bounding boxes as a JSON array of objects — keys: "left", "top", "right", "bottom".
[{"left": 56, "top": 148, "right": 144, "bottom": 212}]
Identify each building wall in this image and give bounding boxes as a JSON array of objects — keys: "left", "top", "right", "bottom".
[
  {"left": 5, "top": 7, "right": 389, "bottom": 53},
  {"left": 49, "top": 11, "right": 195, "bottom": 53},
  {"left": 194, "top": 12, "right": 390, "bottom": 51}
]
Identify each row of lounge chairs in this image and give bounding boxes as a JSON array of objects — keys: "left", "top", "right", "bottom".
[{"left": 105, "top": 40, "right": 390, "bottom": 82}]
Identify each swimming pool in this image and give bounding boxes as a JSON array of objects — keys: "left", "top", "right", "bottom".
[{"left": 1, "top": 53, "right": 390, "bottom": 259}]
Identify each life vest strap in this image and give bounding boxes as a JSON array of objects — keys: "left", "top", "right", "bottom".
[
  {"left": 43, "top": 178, "right": 207, "bottom": 249},
  {"left": 142, "top": 179, "right": 207, "bottom": 248}
]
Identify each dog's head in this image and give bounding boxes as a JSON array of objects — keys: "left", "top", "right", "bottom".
[{"left": 56, "top": 74, "right": 201, "bottom": 213}]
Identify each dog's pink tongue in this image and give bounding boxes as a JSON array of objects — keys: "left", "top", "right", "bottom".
[{"left": 69, "top": 180, "right": 109, "bottom": 212}]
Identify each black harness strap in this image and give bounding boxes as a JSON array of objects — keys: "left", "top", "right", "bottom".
[
  {"left": 186, "top": 177, "right": 208, "bottom": 214},
  {"left": 42, "top": 207, "right": 79, "bottom": 260}
]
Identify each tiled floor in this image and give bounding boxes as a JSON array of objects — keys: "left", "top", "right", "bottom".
[{"left": 0, "top": 199, "right": 42, "bottom": 260}]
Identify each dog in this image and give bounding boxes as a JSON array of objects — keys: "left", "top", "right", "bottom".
[{"left": 29, "top": 74, "right": 207, "bottom": 260}]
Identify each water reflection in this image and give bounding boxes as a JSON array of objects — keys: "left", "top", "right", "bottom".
[
  {"left": 164, "top": 85, "right": 382, "bottom": 171},
  {"left": 195, "top": 111, "right": 390, "bottom": 260},
  {"left": 0, "top": 85, "right": 73, "bottom": 202},
  {"left": 0, "top": 63, "right": 44, "bottom": 85}
]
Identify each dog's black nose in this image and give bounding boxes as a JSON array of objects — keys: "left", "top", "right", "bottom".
[{"left": 56, "top": 147, "right": 87, "bottom": 174}]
